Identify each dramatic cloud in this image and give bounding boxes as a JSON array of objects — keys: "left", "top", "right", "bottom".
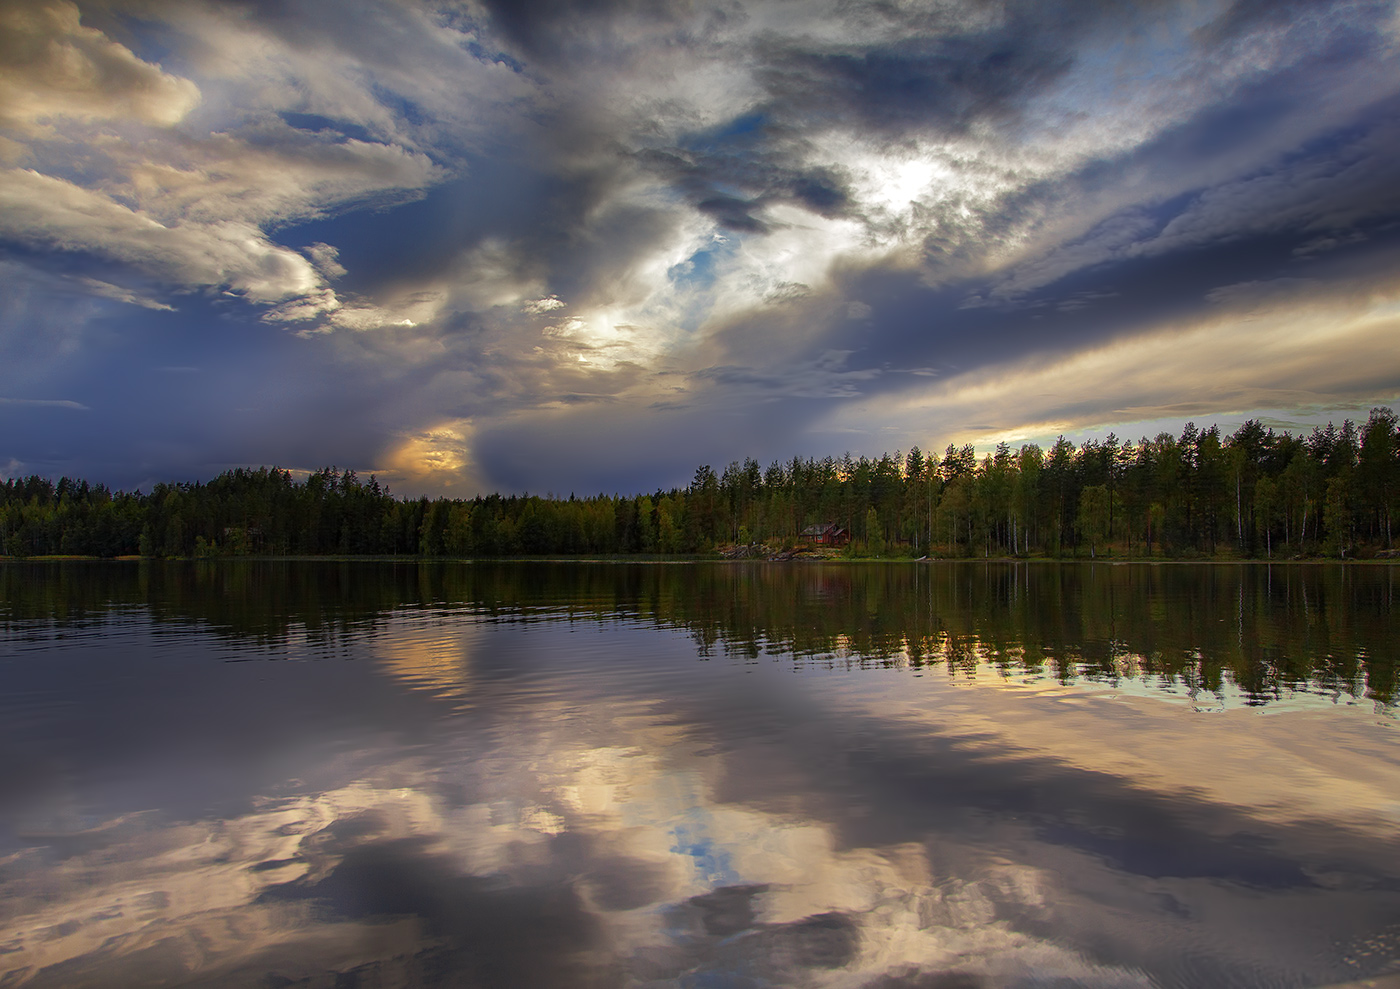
[
  {"left": 822, "top": 267, "right": 1400, "bottom": 452},
  {"left": 0, "top": 167, "right": 323, "bottom": 301},
  {"left": 0, "top": 0, "right": 199, "bottom": 136},
  {"left": 2, "top": 0, "right": 1398, "bottom": 492}
]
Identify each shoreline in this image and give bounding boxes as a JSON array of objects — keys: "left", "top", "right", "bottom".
[{"left": 2, "top": 554, "right": 1396, "bottom": 565}]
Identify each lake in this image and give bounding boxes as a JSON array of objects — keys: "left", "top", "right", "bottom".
[{"left": 1, "top": 560, "right": 1397, "bottom": 988}]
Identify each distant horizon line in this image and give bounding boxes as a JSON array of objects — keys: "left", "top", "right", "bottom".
[{"left": 4, "top": 407, "right": 1395, "bottom": 500}]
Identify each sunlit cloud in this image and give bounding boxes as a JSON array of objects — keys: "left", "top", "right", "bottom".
[
  {"left": 0, "top": 0, "right": 200, "bottom": 135},
  {"left": 0, "top": 167, "right": 323, "bottom": 302},
  {"left": 379, "top": 417, "right": 482, "bottom": 497},
  {"left": 827, "top": 269, "right": 1400, "bottom": 453}
]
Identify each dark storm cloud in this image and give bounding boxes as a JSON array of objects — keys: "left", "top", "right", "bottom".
[
  {"left": 695, "top": 193, "right": 770, "bottom": 233},
  {"left": 637, "top": 126, "right": 854, "bottom": 233},
  {"left": 485, "top": 0, "right": 1179, "bottom": 238},
  {"left": 691, "top": 5, "right": 1400, "bottom": 390},
  {"left": 628, "top": 0, "right": 1400, "bottom": 373},
  {"left": 284, "top": 143, "right": 689, "bottom": 328},
  {"left": 614, "top": 0, "right": 1133, "bottom": 236},
  {"left": 475, "top": 0, "right": 687, "bottom": 55},
  {"left": 575, "top": 0, "right": 1147, "bottom": 242},
  {"left": 259, "top": 838, "right": 617, "bottom": 988},
  {"left": 750, "top": 27, "right": 1070, "bottom": 138},
  {"left": 0, "top": 289, "right": 481, "bottom": 490},
  {"left": 471, "top": 393, "right": 842, "bottom": 494},
  {"left": 290, "top": 157, "right": 562, "bottom": 294}
]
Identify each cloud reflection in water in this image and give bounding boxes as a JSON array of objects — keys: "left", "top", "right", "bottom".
[{"left": 0, "top": 562, "right": 1397, "bottom": 988}]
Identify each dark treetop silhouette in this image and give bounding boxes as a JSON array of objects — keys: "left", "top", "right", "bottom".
[{"left": 3, "top": 411, "right": 1397, "bottom": 560}]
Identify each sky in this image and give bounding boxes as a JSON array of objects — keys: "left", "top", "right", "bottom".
[{"left": 2, "top": 0, "right": 1399, "bottom": 497}]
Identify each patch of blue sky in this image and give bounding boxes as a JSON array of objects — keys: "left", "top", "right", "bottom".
[
  {"left": 711, "top": 113, "right": 767, "bottom": 142},
  {"left": 669, "top": 819, "right": 739, "bottom": 888},
  {"left": 1030, "top": 8, "right": 1205, "bottom": 131},
  {"left": 279, "top": 152, "right": 556, "bottom": 292},
  {"left": 0, "top": 239, "right": 152, "bottom": 293},
  {"left": 466, "top": 39, "right": 524, "bottom": 71},
  {"left": 418, "top": 3, "right": 523, "bottom": 71},
  {"left": 1, "top": 292, "right": 288, "bottom": 448},
  {"left": 679, "top": 112, "right": 770, "bottom": 155},
  {"left": 82, "top": 8, "right": 185, "bottom": 77},
  {"left": 1087, "top": 35, "right": 1192, "bottom": 93},
  {"left": 370, "top": 82, "right": 428, "bottom": 128},
  {"left": 279, "top": 112, "right": 380, "bottom": 146},
  {"left": 667, "top": 240, "right": 736, "bottom": 333},
  {"left": 668, "top": 245, "right": 720, "bottom": 290}
]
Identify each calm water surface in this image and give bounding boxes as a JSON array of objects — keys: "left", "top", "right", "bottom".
[{"left": 1, "top": 561, "right": 1397, "bottom": 988}]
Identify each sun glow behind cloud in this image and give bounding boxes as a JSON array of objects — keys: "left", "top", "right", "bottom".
[{"left": 381, "top": 418, "right": 479, "bottom": 497}]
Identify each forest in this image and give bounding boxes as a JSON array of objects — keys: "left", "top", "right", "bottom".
[{"left": 2, "top": 409, "right": 1397, "bottom": 560}]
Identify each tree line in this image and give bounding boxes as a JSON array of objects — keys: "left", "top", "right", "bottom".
[{"left": 2, "top": 409, "right": 1397, "bottom": 559}]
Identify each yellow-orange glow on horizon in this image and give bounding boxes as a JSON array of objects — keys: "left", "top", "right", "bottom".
[{"left": 380, "top": 417, "right": 479, "bottom": 496}]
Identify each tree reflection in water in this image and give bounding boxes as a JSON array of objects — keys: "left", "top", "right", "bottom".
[
  {"left": 4, "top": 560, "right": 1393, "bottom": 707},
  {"left": 0, "top": 561, "right": 1397, "bottom": 988}
]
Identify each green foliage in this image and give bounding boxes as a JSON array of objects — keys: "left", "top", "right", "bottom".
[
  {"left": 1076, "top": 485, "right": 1109, "bottom": 558},
  {"left": 865, "top": 506, "right": 884, "bottom": 556},
  {"left": 657, "top": 500, "right": 682, "bottom": 554},
  {"left": 2, "top": 409, "right": 1397, "bottom": 559},
  {"left": 1253, "top": 475, "right": 1278, "bottom": 558},
  {"left": 444, "top": 503, "right": 474, "bottom": 556}
]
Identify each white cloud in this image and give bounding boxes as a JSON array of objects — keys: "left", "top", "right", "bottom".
[
  {"left": 77, "top": 276, "right": 174, "bottom": 310},
  {"left": 522, "top": 296, "right": 566, "bottom": 314},
  {"left": 304, "top": 242, "right": 347, "bottom": 280},
  {"left": 0, "top": 168, "right": 322, "bottom": 302},
  {"left": 0, "top": 0, "right": 467, "bottom": 325},
  {"left": 162, "top": 0, "right": 530, "bottom": 153},
  {"left": 445, "top": 238, "right": 547, "bottom": 312},
  {"left": 109, "top": 128, "right": 442, "bottom": 228},
  {"left": 10, "top": 0, "right": 1386, "bottom": 346},
  {"left": 0, "top": 397, "right": 89, "bottom": 409},
  {"left": 260, "top": 286, "right": 438, "bottom": 332},
  {"left": 0, "top": 0, "right": 200, "bottom": 135}
]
